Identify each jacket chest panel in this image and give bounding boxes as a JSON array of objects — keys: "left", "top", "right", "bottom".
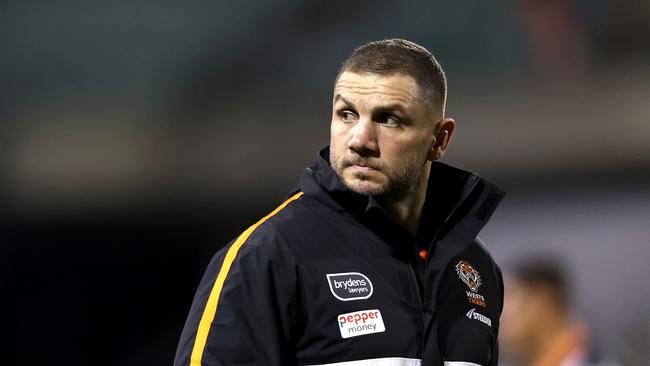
[{"left": 294, "top": 255, "right": 424, "bottom": 363}]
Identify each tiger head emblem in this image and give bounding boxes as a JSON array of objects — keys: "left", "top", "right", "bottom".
[{"left": 455, "top": 260, "right": 482, "bottom": 292}]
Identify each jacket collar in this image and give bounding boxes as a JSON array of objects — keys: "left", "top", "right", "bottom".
[
  {"left": 294, "top": 146, "right": 504, "bottom": 252},
  {"left": 299, "top": 147, "right": 385, "bottom": 216}
]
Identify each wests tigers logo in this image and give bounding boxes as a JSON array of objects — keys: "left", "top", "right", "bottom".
[{"left": 455, "top": 260, "right": 482, "bottom": 292}]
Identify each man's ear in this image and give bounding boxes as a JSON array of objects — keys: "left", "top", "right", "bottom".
[{"left": 427, "top": 117, "right": 455, "bottom": 161}]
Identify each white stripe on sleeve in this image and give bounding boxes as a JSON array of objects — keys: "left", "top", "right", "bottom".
[
  {"left": 444, "top": 361, "right": 483, "bottom": 366},
  {"left": 307, "top": 357, "right": 422, "bottom": 366}
]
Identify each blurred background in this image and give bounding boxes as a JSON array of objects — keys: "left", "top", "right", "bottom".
[{"left": 1, "top": 0, "right": 648, "bottom": 365}]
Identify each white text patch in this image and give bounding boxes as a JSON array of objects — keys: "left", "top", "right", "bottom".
[{"left": 337, "top": 309, "right": 386, "bottom": 339}]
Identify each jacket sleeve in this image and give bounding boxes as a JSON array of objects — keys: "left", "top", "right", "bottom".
[
  {"left": 436, "top": 247, "right": 504, "bottom": 366},
  {"left": 173, "top": 228, "right": 300, "bottom": 366}
]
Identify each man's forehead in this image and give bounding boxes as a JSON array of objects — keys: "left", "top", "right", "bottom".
[{"left": 333, "top": 71, "right": 423, "bottom": 104}]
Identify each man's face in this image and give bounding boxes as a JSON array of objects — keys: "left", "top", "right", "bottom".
[
  {"left": 501, "top": 276, "right": 533, "bottom": 349},
  {"left": 329, "top": 71, "right": 438, "bottom": 199},
  {"left": 500, "top": 276, "right": 548, "bottom": 360}
]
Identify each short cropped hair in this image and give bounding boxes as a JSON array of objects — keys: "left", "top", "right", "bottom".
[
  {"left": 510, "top": 256, "right": 569, "bottom": 310},
  {"left": 337, "top": 39, "right": 447, "bottom": 112}
]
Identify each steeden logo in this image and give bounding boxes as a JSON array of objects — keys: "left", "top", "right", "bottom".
[
  {"left": 466, "top": 308, "right": 492, "bottom": 327},
  {"left": 326, "top": 272, "right": 374, "bottom": 301}
]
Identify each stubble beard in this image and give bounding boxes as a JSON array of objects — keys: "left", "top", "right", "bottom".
[{"left": 330, "top": 149, "right": 424, "bottom": 201}]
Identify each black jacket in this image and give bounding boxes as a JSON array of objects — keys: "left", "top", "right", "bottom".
[{"left": 174, "top": 147, "right": 505, "bottom": 366}]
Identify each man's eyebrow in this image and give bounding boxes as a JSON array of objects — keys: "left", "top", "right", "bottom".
[
  {"left": 333, "top": 94, "right": 355, "bottom": 107},
  {"left": 334, "top": 94, "right": 410, "bottom": 116},
  {"left": 375, "top": 103, "right": 409, "bottom": 115}
]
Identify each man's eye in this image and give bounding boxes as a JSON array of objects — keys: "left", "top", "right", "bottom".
[
  {"left": 377, "top": 113, "right": 401, "bottom": 126},
  {"left": 339, "top": 110, "right": 357, "bottom": 123}
]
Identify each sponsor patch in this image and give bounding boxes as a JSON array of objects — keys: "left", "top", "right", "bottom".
[
  {"left": 466, "top": 308, "right": 492, "bottom": 327},
  {"left": 455, "top": 261, "right": 482, "bottom": 292},
  {"left": 337, "top": 309, "right": 386, "bottom": 338},
  {"left": 326, "top": 272, "right": 374, "bottom": 301},
  {"left": 465, "top": 291, "right": 487, "bottom": 307}
]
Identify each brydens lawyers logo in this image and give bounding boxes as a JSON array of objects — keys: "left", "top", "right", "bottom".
[
  {"left": 455, "top": 260, "right": 482, "bottom": 292},
  {"left": 337, "top": 309, "right": 386, "bottom": 338},
  {"left": 326, "top": 272, "right": 374, "bottom": 301}
]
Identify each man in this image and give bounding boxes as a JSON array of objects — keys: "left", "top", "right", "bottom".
[
  {"left": 501, "top": 257, "right": 613, "bottom": 366},
  {"left": 174, "top": 39, "right": 505, "bottom": 366}
]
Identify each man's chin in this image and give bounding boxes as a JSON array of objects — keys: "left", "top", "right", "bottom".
[{"left": 342, "top": 178, "right": 387, "bottom": 196}]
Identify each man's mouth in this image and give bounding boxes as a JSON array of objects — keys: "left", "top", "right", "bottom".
[{"left": 348, "top": 161, "right": 380, "bottom": 173}]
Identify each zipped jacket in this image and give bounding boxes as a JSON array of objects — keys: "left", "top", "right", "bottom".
[{"left": 174, "top": 147, "right": 505, "bottom": 366}]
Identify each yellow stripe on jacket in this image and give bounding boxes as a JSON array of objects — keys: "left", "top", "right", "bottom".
[{"left": 189, "top": 191, "right": 304, "bottom": 366}]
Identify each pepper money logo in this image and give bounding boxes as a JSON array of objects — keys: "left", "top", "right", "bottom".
[
  {"left": 337, "top": 309, "right": 386, "bottom": 338},
  {"left": 455, "top": 260, "right": 482, "bottom": 292},
  {"left": 326, "top": 272, "right": 374, "bottom": 301}
]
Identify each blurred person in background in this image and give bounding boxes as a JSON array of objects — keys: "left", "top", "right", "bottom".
[
  {"left": 174, "top": 39, "right": 505, "bottom": 366},
  {"left": 500, "top": 257, "right": 615, "bottom": 366}
]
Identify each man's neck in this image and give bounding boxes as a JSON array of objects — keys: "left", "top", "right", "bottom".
[{"left": 379, "top": 167, "right": 430, "bottom": 236}]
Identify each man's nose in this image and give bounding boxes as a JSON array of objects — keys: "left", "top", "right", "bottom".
[{"left": 347, "top": 118, "right": 378, "bottom": 156}]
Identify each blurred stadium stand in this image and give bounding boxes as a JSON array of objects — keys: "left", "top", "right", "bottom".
[{"left": 1, "top": 1, "right": 648, "bottom": 365}]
